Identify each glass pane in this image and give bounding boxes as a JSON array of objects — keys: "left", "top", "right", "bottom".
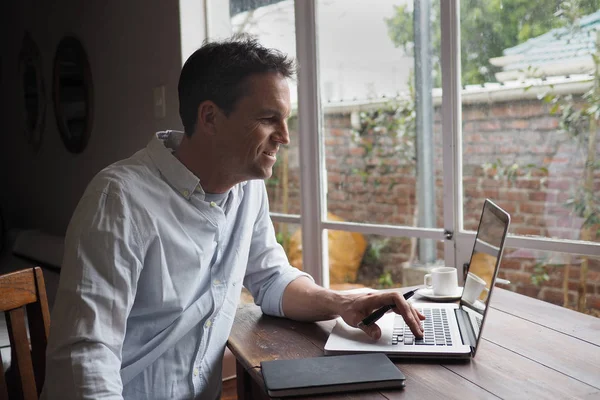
[
  {"left": 273, "top": 221, "right": 301, "bottom": 266},
  {"left": 326, "top": 230, "right": 444, "bottom": 290},
  {"left": 461, "top": 2, "right": 600, "bottom": 246},
  {"left": 213, "top": 0, "right": 300, "bottom": 213},
  {"left": 318, "top": 0, "right": 443, "bottom": 231},
  {"left": 500, "top": 248, "right": 600, "bottom": 317}
]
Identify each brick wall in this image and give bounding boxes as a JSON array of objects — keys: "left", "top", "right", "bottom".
[{"left": 267, "top": 98, "right": 600, "bottom": 316}]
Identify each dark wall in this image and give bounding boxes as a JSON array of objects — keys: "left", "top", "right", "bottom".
[{"left": 0, "top": 0, "right": 185, "bottom": 235}]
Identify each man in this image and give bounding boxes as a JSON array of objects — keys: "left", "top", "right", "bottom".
[{"left": 42, "top": 36, "right": 424, "bottom": 399}]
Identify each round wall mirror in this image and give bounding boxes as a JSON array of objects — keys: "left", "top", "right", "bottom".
[
  {"left": 19, "top": 32, "right": 46, "bottom": 153},
  {"left": 53, "top": 36, "right": 93, "bottom": 154}
]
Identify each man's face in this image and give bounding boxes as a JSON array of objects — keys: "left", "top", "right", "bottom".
[{"left": 214, "top": 72, "right": 291, "bottom": 181}]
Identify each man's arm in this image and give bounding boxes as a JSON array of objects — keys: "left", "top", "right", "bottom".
[
  {"left": 243, "top": 181, "right": 423, "bottom": 339},
  {"left": 282, "top": 276, "right": 425, "bottom": 340},
  {"left": 243, "top": 182, "right": 312, "bottom": 317},
  {"left": 42, "top": 190, "right": 144, "bottom": 400}
]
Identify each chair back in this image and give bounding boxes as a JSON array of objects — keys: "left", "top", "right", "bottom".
[{"left": 0, "top": 267, "right": 50, "bottom": 400}]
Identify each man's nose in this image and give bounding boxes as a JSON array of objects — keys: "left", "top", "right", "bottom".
[{"left": 274, "top": 121, "right": 290, "bottom": 145}]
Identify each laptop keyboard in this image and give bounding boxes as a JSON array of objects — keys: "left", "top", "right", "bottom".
[{"left": 391, "top": 308, "right": 453, "bottom": 346}]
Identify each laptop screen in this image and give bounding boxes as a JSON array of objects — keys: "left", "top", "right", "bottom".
[{"left": 459, "top": 199, "right": 510, "bottom": 350}]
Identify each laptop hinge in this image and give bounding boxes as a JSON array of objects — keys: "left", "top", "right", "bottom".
[{"left": 454, "top": 308, "right": 477, "bottom": 354}]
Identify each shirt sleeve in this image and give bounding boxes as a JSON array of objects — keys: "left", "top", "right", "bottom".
[
  {"left": 243, "top": 181, "right": 313, "bottom": 317},
  {"left": 41, "top": 189, "right": 145, "bottom": 400}
]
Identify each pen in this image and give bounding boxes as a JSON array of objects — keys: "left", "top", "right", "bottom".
[{"left": 357, "top": 288, "right": 418, "bottom": 328}]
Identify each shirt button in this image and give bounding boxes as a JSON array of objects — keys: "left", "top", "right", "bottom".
[
  {"left": 182, "top": 189, "right": 190, "bottom": 197},
  {"left": 210, "top": 201, "right": 217, "bottom": 207},
  {"left": 205, "top": 320, "right": 212, "bottom": 328},
  {"left": 213, "top": 279, "right": 221, "bottom": 285},
  {"left": 193, "top": 368, "right": 199, "bottom": 377}
]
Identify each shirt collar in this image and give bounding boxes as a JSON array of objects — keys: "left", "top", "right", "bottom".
[{"left": 147, "top": 130, "right": 203, "bottom": 200}]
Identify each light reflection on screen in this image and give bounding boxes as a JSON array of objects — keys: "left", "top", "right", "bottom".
[{"left": 461, "top": 201, "right": 509, "bottom": 341}]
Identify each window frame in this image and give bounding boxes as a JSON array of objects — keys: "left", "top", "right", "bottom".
[{"left": 204, "top": 0, "right": 600, "bottom": 288}]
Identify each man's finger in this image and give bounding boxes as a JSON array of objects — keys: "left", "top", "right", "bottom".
[
  {"left": 411, "top": 306, "right": 425, "bottom": 323},
  {"left": 355, "top": 292, "right": 424, "bottom": 338},
  {"left": 394, "top": 299, "right": 424, "bottom": 337},
  {"left": 358, "top": 322, "right": 382, "bottom": 340},
  {"left": 410, "top": 307, "right": 425, "bottom": 337}
]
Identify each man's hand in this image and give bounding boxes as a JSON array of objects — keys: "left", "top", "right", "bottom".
[
  {"left": 338, "top": 291, "right": 425, "bottom": 340},
  {"left": 282, "top": 277, "right": 424, "bottom": 340}
]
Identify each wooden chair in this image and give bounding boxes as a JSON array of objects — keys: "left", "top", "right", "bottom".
[{"left": 0, "top": 267, "right": 50, "bottom": 400}]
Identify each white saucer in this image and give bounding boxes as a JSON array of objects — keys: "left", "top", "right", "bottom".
[{"left": 416, "top": 287, "right": 463, "bottom": 301}]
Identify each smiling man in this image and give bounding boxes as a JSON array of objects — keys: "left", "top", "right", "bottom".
[{"left": 41, "top": 35, "right": 424, "bottom": 400}]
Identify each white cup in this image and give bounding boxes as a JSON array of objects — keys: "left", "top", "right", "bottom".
[
  {"left": 424, "top": 267, "right": 458, "bottom": 296},
  {"left": 462, "top": 272, "right": 489, "bottom": 304}
]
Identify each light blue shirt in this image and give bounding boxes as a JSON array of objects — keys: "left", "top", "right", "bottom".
[{"left": 42, "top": 131, "right": 310, "bottom": 400}]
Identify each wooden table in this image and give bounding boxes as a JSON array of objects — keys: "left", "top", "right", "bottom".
[{"left": 227, "top": 288, "right": 600, "bottom": 399}]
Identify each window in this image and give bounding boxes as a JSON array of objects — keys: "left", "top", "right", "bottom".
[
  {"left": 500, "top": 249, "right": 600, "bottom": 317},
  {"left": 317, "top": 0, "right": 443, "bottom": 286},
  {"left": 460, "top": 0, "right": 600, "bottom": 314},
  {"left": 208, "top": 1, "right": 302, "bottom": 208},
  {"left": 198, "top": 0, "right": 600, "bottom": 315}
]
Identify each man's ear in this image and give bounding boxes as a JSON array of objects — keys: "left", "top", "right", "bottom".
[{"left": 196, "top": 101, "right": 219, "bottom": 135}]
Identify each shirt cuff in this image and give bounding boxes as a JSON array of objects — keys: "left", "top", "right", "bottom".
[{"left": 260, "top": 267, "right": 314, "bottom": 317}]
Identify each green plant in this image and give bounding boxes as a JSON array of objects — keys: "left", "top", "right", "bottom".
[
  {"left": 351, "top": 75, "right": 417, "bottom": 188},
  {"left": 385, "top": 0, "right": 600, "bottom": 86},
  {"left": 537, "top": 29, "right": 600, "bottom": 311},
  {"left": 531, "top": 261, "right": 550, "bottom": 286},
  {"left": 541, "top": 80, "right": 600, "bottom": 236},
  {"left": 275, "top": 231, "right": 286, "bottom": 246},
  {"left": 471, "top": 7, "right": 600, "bottom": 313},
  {"left": 363, "top": 238, "right": 390, "bottom": 266},
  {"left": 482, "top": 158, "right": 548, "bottom": 182},
  {"left": 275, "top": 228, "right": 292, "bottom": 254},
  {"left": 377, "top": 271, "right": 394, "bottom": 289}
]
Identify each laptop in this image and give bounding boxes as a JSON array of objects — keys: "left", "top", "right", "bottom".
[{"left": 324, "top": 199, "right": 511, "bottom": 359}]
